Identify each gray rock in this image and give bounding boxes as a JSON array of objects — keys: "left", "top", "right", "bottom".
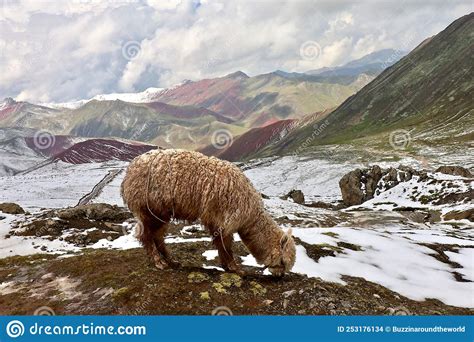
[
  {"left": 0, "top": 202, "right": 25, "bottom": 215},
  {"left": 283, "top": 290, "right": 296, "bottom": 298},
  {"left": 57, "top": 203, "right": 132, "bottom": 222},
  {"left": 443, "top": 208, "right": 474, "bottom": 222},
  {"left": 339, "top": 169, "right": 364, "bottom": 206},
  {"left": 365, "top": 165, "right": 383, "bottom": 199},
  {"left": 435, "top": 166, "right": 472, "bottom": 178},
  {"left": 281, "top": 189, "right": 305, "bottom": 204}
]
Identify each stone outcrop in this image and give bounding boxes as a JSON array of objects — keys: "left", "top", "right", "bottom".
[
  {"left": 56, "top": 203, "right": 132, "bottom": 222},
  {"left": 339, "top": 164, "right": 472, "bottom": 208},
  {"left": 435, "top": 166, "right": 472, "bottom": 178},
  {"left": 339, "top": 165, "right": 428, "bottom": 206},
  {"left": 281, "top": 190, "right": 305, "bottom": 204},
  {"left": 0, "top": 202, "right": 25, "bottom": 215},
  {"left": 443, "top": 208, "right": 474, "bottom": 222}
]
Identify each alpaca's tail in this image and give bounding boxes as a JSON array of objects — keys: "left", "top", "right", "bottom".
[
  {"left": 133, "top": 221, "right": 144, "bottom": 239},
  {"left": 134, "top": 216, "right": 166, "bottom": 258},
  {"left": 134, "top": 219, "right": 155, "bottom": 256},
  {"left": 120, "top": 179, "right": 128, "bottom": 207}
]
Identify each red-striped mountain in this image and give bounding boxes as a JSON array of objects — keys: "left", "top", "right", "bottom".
[{"left": 0, "top": 49, "right": 404, "bottom": 152}]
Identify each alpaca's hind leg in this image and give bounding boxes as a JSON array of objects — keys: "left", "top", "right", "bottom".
[
  {"left": 152, "top": 223, "right": 180, "bottom": 268},
  {"left": 139, "top": 216, "right": 169, "bottom": 270},
  {"left": 212, "top": 231, "right": 243, "bottom": 275}
]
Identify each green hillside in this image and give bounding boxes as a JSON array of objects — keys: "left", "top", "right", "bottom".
[{"left": 257, "top": 13, "right": 473, "bottom": 157}]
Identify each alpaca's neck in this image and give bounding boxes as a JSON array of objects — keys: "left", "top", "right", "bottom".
[{"left": 238, "top": 212, "right": 282, "bottom": 265}]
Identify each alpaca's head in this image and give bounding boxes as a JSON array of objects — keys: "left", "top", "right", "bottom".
[{"left": 266, "top": 229, "right": 296, "bottom": 277}]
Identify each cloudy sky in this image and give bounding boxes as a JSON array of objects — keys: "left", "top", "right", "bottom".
[{"left": 0, "top": 0, "right": 471, "bottom": 102}]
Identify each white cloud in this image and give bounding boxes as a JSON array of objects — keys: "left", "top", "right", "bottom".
[{"left": 0, "top": 0, "right": 472, "bottom": 102}]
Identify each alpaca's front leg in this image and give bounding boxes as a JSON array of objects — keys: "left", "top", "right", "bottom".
[{"left": 212, "top": 231, "right": 244, "bottom": 275}]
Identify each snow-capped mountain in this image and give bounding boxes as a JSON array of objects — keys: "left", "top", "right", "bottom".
[{"left": 40, "top": 87, "right": 165, "bottom": 109}]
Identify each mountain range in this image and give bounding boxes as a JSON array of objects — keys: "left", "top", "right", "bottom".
[
  {"left": 2, "top": 15, "right": 469, "bottom": 174},
  {"left": 0, "top": 49, "right": 402, "bottom": 155},
  {"left": 218, "top": 13, "right": 474, "bottom": 160}
]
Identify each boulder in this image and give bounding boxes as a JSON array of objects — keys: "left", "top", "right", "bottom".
[
  {"left": 281, "top": 189, "right": 305, "bottom": 204},
  {"left": 427, "top": 210, "right": 442, "bottom": 223},
  {"left": 57, "top": 203, "right": 132, "bottom": 222},
  {"left": 443, "top": 208, "right": 474, "bottom": 222},
  {"left": 288, "top": 190, "right": 305, "bottom": 204},
  {"left": 305, "top": 201, "right": 335, "bottom": 210},
  {"left": 0, "top": 202, "right": 25, "bottom": 215},
  {"left": 339, "top": 169, "right": 364, "bottom": 206},
  {"left": 365, "top": 165, "right": 383, "bottom": 199},
  {"left": 435, "top": 166, "right": 472, "bottom": 178},
  {"left": 339, "top": 164, "right": 437, "bottom": 206}
]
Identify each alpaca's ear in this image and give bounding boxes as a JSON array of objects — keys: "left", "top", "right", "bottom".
[{"left": 280, "top": 229, "right": 293, "bottom": 249}]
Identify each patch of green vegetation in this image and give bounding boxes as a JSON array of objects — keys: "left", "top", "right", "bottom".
[
  {"left": 219, "top": 273, "right": 242, "bottom": 288},
  {"left": 249, "top": 281, "right": 267, "bottom": 296},
  {"left": 199, "top": 291, "right": 210, "bottom": 300},
  {"left": 112, "top": 287, "right": 132, "bottom": 301},
  {"left": 212, "top": 282, "right": 227, "bottom": 294},
  {"left": 419, "top": 194, "right": 439, "bottom": 205},
  {"left": 210, "top": 273, "right": 243, "bottom": 294},
  {"left": 337, "top": 242, "right": 363, "bottom": 251},
  {"left": 0, "top": 253, "right": 55, "bottom": 268},
  {"left": 188, "top": 272, "right": 209, "bottom": 283},
  {"left": 321, "top": 232, "right": 339, "bottom": 238},
  {"left": 46, "top": 248, "right": 148, "bottom": 292},
  {"left": 318, "top": 243, "right": 344, "bottom": 253}
]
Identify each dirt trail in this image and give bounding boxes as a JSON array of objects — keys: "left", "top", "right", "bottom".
[{"left": 76, "top": 168, "right": 123, "bottom": 206}]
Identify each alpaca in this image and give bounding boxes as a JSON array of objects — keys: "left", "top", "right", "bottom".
[{"left": 120, "top": 149, "right": 296, "bottom": 276}]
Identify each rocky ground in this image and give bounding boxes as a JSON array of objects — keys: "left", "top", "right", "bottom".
[
  {"left": 0, "top": 201, "right": 472, "bottom": 315},
  {"left": 0, "top": 156, "right": 472, "bottom": 316},
  {"left": 1, "top": 239, "right": 471, "bottom": 315}
]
